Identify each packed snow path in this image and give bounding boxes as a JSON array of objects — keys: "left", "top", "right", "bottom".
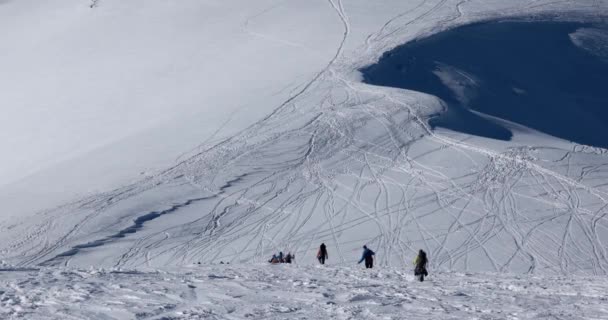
[
  {"left": 1, "top": 0, "right": 608, "bottom": 275},
  {"left": 2, "top": 265, "right": 608, "bottom": 319}
]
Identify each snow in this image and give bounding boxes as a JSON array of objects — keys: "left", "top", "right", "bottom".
[
  {"left": 570, "top": 26, "right": 608, "bottom": 61},
  {"left": 0, "top": 0, "right": 608, "bottom": 298},
  {"left": 1, "top": 264, "right": 607, "bottom": 319},
  {"left": 0, "top": 0, "right": 344, "bottom": 212},
  {"left": 2, "top": 0, "right": 608, "bottom": 318},
  {"left": 432, "top": 64, "right": 479, "bottom": 105},
  {"left": 2, "top": 0, "right": 608, "bottom": 272}
]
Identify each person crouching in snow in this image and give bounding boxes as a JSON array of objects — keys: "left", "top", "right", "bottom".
[
  {"left": 284, "top": 253, "right": 294, "bottom": 264},
  {"left": 414, "top": 249, "right": 429, "bottom": 282},
  {"left": 358, "top": 245, "right": 375, "bottom": 269},
  {"left": 269, "top": 254, "right": 280, "bottom": 264}
]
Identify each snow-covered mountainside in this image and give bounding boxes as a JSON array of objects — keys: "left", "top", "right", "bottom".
[
  {"left": 2, "top": 0, "right": 608, "bottom": 278},
  {"left": 2, "top": 264, "right": 608, "bottom": 319}
]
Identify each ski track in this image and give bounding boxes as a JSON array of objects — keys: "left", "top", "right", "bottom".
[{"left": 1, "top": 0, "right": 608, "bottom": 276}]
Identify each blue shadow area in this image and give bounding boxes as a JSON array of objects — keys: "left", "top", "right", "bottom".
[{"left": 360, "top": 21, "right": 608, "bottom": 147}]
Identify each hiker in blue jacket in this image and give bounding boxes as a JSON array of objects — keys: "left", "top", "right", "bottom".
[{"left": 358, "top": 245, "right": 375, "bottom": 269}]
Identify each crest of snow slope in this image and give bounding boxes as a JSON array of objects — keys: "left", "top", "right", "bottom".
[
  {"left": 1, "top": 265, "right": 608, "bottom": 319},
  {"left": 1, "top": 0, "right": 608, "bottom": 276}
]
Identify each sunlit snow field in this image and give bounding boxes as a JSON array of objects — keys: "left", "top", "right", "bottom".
[
  {"left": 2, "top": 265, "right": 608, "bottom": 319},
  {"left": 2, "top": 0, "right": 608, "bottom": 272},
  {"left": 2, "top": 0, "right": 608, "bottom": 318}
]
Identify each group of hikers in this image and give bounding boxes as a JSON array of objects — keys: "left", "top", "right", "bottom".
[
  {"left": 271, "top": 243, "right": 430, "bottom": 281},
  {"left": 268, "top": 251, "right": 295, "bottom": 264},
  {"left": 354, "top": 244, "right": 428, "bottom": 281}
]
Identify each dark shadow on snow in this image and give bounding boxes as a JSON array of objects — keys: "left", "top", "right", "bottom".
[{"left": 360, "top": 21, "right": 608, "bottom": 147}]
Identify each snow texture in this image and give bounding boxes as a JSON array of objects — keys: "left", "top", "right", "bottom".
[
  {"left": 1, "top": 264, "right": 608, "bottom": 319},
  {"left": 2, "top": 0, "right": 608, "bottom": 279},
  {"left": 2, "top": 0, "right": 608, "bottom": 318},
  {"left": 570, "top": 26, "right": 608, "bottom": 61}
]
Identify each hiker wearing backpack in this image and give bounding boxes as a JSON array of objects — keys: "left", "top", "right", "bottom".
[
  {"left": 358, "top": 245, "right": 375, "bottom": 269},
  {"left": 414, "top": 249, "right": 429, "bottom": 281}
]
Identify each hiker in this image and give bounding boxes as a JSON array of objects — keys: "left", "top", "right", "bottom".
[
  {"left": 285, "top": 253, "right": 294, "bottom": 264},
  {"left": 414, "top": 249, "right": 429, "bottom": 282},
  {"left": 358, "top": 245, "right": 375, "bottom": 269},
  {"left": 268, "top": 254, "right": 279, "bottom": 264},
  {"left": 317, "top": 243, "right": 328, "bottom": 265},
  {"left": 269, "top": 254, "right": 280, "bottom": 264}
]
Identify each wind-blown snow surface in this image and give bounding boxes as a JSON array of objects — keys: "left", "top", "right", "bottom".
[
  {"left": 2, "top": 0, "right": 608, "bottom": 278},
  {"left": 2, "top": 264, "right": 608, "bottom": 319}
]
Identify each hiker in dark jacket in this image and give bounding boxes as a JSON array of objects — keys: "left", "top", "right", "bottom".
[
  {"left": 285, "top": 253, "right": 294, "bottom": 264},
  {"left": 269, "top": 254, "right": 280, "bottom": 264},
  {"left": 414, "top": 249, "right": 429, "bottom": 281},
  {"left": 317, "top": 243, "right": 328, "bottom": 265},
  {"left": 358, "top": 245, "right": 375, "bottom": 269}
]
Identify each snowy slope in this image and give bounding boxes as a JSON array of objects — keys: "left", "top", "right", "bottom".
[
  {"left": 1, "top": 264, "right": 608, "bottom": 319},
  {"left": 0, "top": 0, "right": 345, "bottom": 215},
  {"left": 1, "top": 0, "right": 608, "bottom": 277}
]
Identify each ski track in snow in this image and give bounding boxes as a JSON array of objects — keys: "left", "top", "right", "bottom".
[
  {"left": 1, "top": 265, "right": 608, "bottom": 320},
  {"left": 1, "top": 0, "right": 608, "bottom": 277}
]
